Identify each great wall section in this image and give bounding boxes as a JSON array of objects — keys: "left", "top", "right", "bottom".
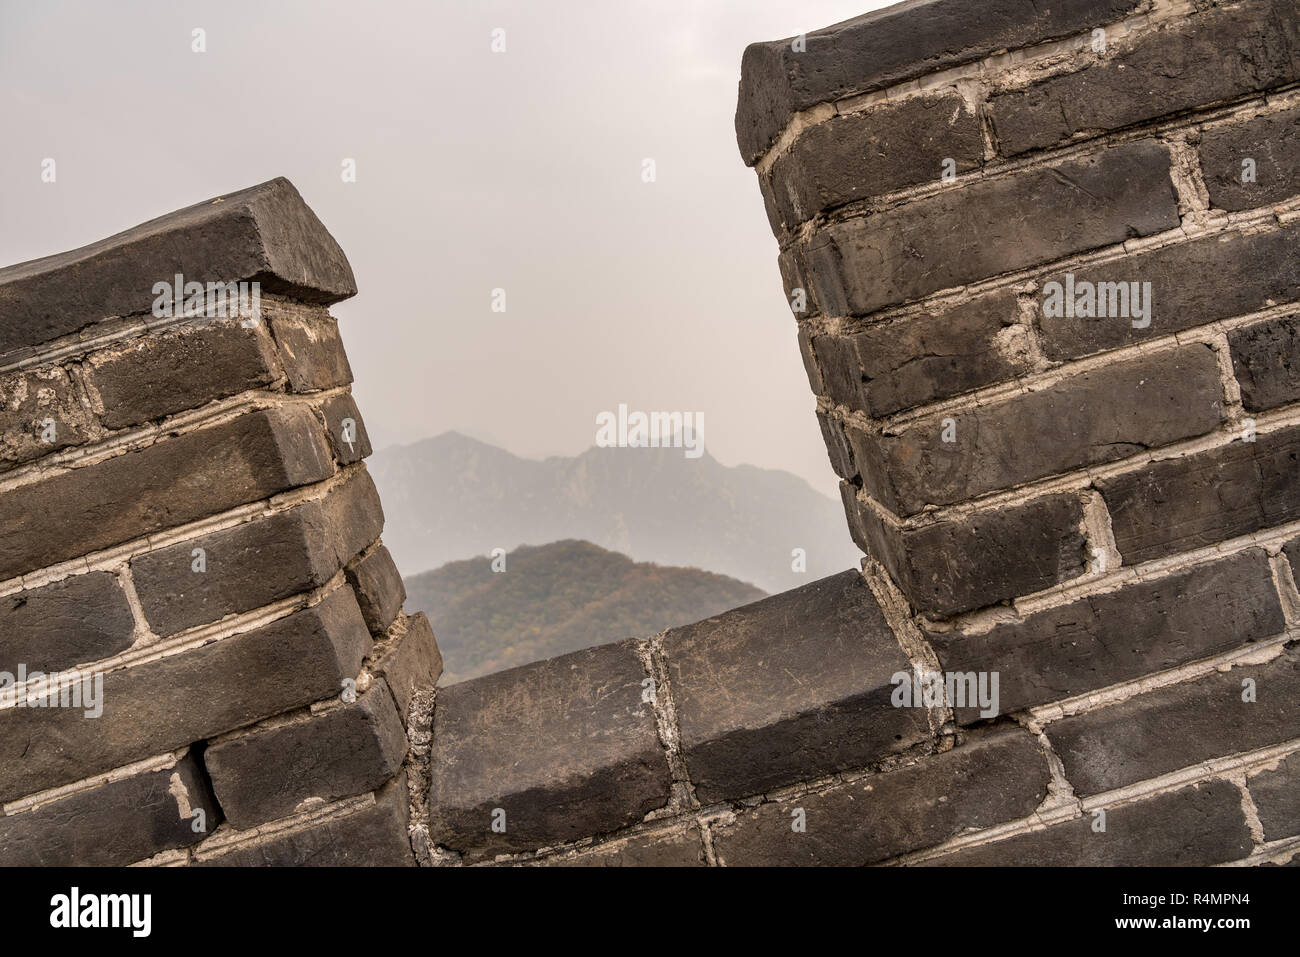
[{"left": 1, "top": 0, "right": 1298, "bottom": 867}]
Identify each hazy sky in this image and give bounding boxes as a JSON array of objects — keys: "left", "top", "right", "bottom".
[{"left": 1, "top": 0, "right": 889, "bottom": 497}]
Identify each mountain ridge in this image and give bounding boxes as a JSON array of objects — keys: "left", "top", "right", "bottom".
[
  {"left": 405, "top": 539, "right": 767, "bottom": 682},
  {"left": 369, "top": 430, "right": 860, "bottom": 594}
]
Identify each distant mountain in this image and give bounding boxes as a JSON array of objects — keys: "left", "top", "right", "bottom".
[
  {"left": 405, "top": 540, "right": 766, "bottom": 682},
  {"left": 369, "top": 431, "right": 860, "bottom": 593}
]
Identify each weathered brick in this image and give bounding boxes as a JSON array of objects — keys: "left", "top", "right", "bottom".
[
  {"left": 0, "top": 586, "right": 372, "bottom": 803},
  {"left": 428, "top": 639, "right": 671, "bottom": 861},
  {"left": 664, "top": 571, "right": 930, "bottom": 804},
  {"left": 367, "top": 612, "right": 442, "bottom": 719},
  {"left": 989, "top": 0, "right": 1300, "bottom": 156},
  {"left": 0, "top": 364, "right": 95, "bottom": 468},
  {"left": 816, "top": 411, "right": 856, "bottom": 481},
  {"left": 0, "top": 750, "right": 219, "bottom": 866},
  {"left": 1047, "top": 644, "right": 1300, "bottom": 796},
  {"left": 195, "top": 773, "right": 413, "bottom": 866},
  {"left": 711, "top": 726, "right": 1048, "bottom": 866},
  {"left": 763, "top": 92, "right": 983, "bottom": 233},
  {"left": 927, "top": 549, "right": 1285, "bottom": 721},
  {"left": 346, "top": 544, "right": 405, "bottom": 634},
  {"left": 0, "top": 405, "right": 334, "bottom": 581},
  {"left": 1098, "top": 426, "right": 1300, "bottom": 565},
  {"left": 543, "top": 824, "right": 707, "bottom": 867},
  {"left": 852, "top": 345, "right": 1223, "bottom": 515},
  {"left": 805, "top": 142, "right": 1178, "bottom": 315},
  {"left": 779, "top": 247, "right": 815, "bottom": 318},
  {"left": 1229, "top": 314, "right": 1300, "bottom": 413},
  {"left": 268, "top": 309, "right": 353, "bottom": 392},
  {"left": 0, "top": 571, "right": 135, "bottom": 675},
  {"left": 85, "top": 321, "right": 280, "bottom": 429},
  {"left": 815, "top": 290, "right": 1025, "bottom": 417},
  {"left": 204, "top": 679, "right": 407, "bottom": 829},
  {"left": 130, "top": 468, "right": 383, "bottom": 636},
  {"left": 0, "top": 177, "right": 355, "bottom": 358},
  {"left": 1247, "top": 751, "right": 1300, "bottom": 842},
  {"left": 796, "top": 326, "right": 824, "bottom": 395},
  {"left": 735, "top": 0, "right": 1142, "bottom": 164},
  {"left": 929, "top": 780, "right": 1252, "bottom": 866},
  {"left": 317, "top": 392, "right": 372, "bottom": 465},
  {"left": 844, "top": 485, "right": 1087, "bottom": 617},
  {"left": 1037, "top": 224, "right": 1300, "bottom": 361},
  {"left": 1200, "top": 106, "right": 1300, "bottom": 212}
]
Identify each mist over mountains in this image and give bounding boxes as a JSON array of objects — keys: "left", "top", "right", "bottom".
[{"left": 368, "top": 431, "right": 860, "bottom": 594}]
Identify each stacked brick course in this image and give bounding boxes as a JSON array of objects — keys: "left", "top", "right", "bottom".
[
  {"left": 421, "top": 0, "right": 1300, "bottom": 866},
  {"left": 6, "top": 0, "right": 1300, "bottom": 868},
  {"left": 0, "top": 179, "right": 440, "bottom": 866}
]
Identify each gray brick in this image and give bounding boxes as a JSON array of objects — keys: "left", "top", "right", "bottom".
[
  {"left": 196, "top": 773, "right": 413, "bottom": 866},
  {"left": 317, "top": 392, "right": 371, "bottom": 466},
  {"left": 664, "top": 571, "right": 930, "bottom": 804},
  {"left": 0, "top": 571, "right": 135, "bottom": 675},
  {"left": 1247, "top": 751, "right": 1300, "bottom": 842},
  {"left": 346, "top": 544, "right": 405, "bottom": 634},
  {"left": 989, "top": 0, "right": 1300, "bottom": 156},
  {"left": 0, "top": 404, "right": 334, "bottom": 581},
  {"left": 0, "top": 364, "right": 95, "bottom": 469},
  {"left": 797, "top": 326, "right": 824, "bottom": 395},
  {"left": 269, "top": 309, "right": 353, "bottom": 393},
  {"left": 779, "top": 247, "right": 815, "bottom": 319},
  {"left": 366, "top": 611, "right": 442, "bottom": 719},
  {"left": 428, "top": 639, "right": 671, "bottom": 862},
  {"left": 204, "top": 679, "right": 407, "bottom": 829},
  {"left": 928, "top": 549, "right": 1285, "bottom": 721},
  {"left": 805, "top": 142, "right": 1178, "bottom": 315},
  {"left": 929, "top": 780, "right": 1252, "bottom": 866},
  {"left": 1200, "top": 106, "right": 1300, "bottom": 212},
  {"left": 86, "top": 321, "right": 281, "bottom": 429},
  {"left": 1229, "top": 314, "right": 1300, "bottom": 413},
  {"left": 763, "top": 92, "right": 983, "bottom": 233},
  {"left": 0, "top": 750, "right": 219, "bottom": 866},
  {"left": 735, "top": 0, "right": 1142, "bottom": 164},
  {"left": 852, "top": 344, "right": 1223, "bottom": 515},
  {"left": 711, "top": 726, "right": 1049, "bottom": 865},
  {"left": 844, "top": 485, "right": 1087, "bottom": 617},
  {"left": 1047, "top": 644, "right": 1300, "bottom": 796},
  {"left": 543, "top": 824, "right": 707, "bottom": 867},
  {"left": 816, "top": 411, "right": 856, "bottom": 481},
  {"left": 1098, "top": 425, "right": 1300, "bottom": 565},
  {"left": 0, "top": 586, "right": 372, "bottom": 803},
  {"left": 130, "top": 468, "right": 383, "bottom": 636},
  {"left": 0, "top": 177, "right": 355, "bottom": 358},
  {"left": 814, "top": 290, "right": 1025, "bottom": 417},
  {"left": 1037, "top": 224, "right": 1300, "bottom": 361}
]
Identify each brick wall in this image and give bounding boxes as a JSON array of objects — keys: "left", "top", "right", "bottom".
[
  {"left": 0, "top": 179, "right": 442, "bottom": 866},
  {"left": 7, "top": 0, "right": 1299, "bottom": 870},
  {"left": 421, "top": 0, "right": 1300, "bottom": 866}
]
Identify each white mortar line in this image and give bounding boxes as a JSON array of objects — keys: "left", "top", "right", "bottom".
[
  {"left": 2, "top": 748, "right": 186, "bottom": 815},
  {"left": 891, "top": 736, "right": 1300, "bottom": 865},
  {"left": 0, "top": 462, "right": 367, "bottom": 598},
  {"left": 1024, "top": 634, "right": 1292, "bottom": 725},
  {"left": 0, "top": 295, "right": 332, "bottom": 375},
  {"left": 635, "top": 631, "right": 699, "bottom": 812},
  {"left": 803, "top": 194, "right": 1297, "bottom": 347},
  {"left": 845, "top": 396, "right": 1300, "bottom": 532},
  {"left": 0, "top": 382, "right": 351, "bottom": 494},
  {"left": 0, "top": 572, "right": 350, "bottom": 705},
  {"left": 756, "top": 0, "right": 1199, "bottom": 175}
]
